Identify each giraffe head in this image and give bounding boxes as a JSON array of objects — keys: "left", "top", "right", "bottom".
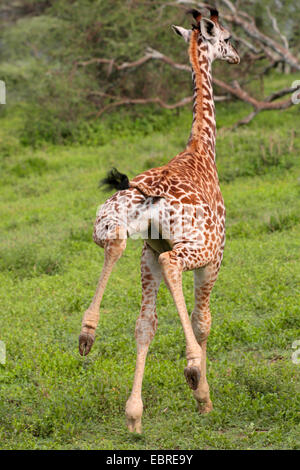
[{"left": 172, "top": 6, "right": 240, "bottom": 65}]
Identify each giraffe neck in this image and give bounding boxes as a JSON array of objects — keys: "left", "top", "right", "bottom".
[{"left": 186, "top": 32, "right": 216, "bottom": 159}]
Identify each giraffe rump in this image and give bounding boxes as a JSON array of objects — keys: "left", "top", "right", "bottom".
[{"left": 101, "top": 168, "right": 130, "bottom": 191}]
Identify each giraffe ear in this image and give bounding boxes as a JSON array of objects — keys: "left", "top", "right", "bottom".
[
  {"left": 172, "top": 25, "right": 192, "bottom": 43},
  {"left": 200, "top": 18, "right": 217, "bottom": 41}
]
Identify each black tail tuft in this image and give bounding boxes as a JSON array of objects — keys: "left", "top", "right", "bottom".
[{"left": 100, "top": 167, "right": 130, "bottom": 191}]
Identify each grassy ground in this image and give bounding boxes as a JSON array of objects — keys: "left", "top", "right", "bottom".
[{"left": 0, "top": 83, "right": 300, "bottom": 449}]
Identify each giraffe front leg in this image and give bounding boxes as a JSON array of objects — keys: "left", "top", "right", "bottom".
[
  {"left": 79, "top": 236, "right": 126, "bottom": 356},
  {"left": 126, "top": 243, "right": 162, "bottom": 433}
]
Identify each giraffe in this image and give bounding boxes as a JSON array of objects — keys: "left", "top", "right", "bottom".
[{"left": 79, "top": 7, "right": 240, "bottom": 434}]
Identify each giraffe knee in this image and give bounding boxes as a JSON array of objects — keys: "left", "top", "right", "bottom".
[
  {"left": 93, "top": 201, "right": 127, "bottom": 250},
  {"left": 105, "top": 234, "right": 126, "bottom": 260},
  {"left": 191, "top": 311, "right": 211, "bottom": 343}
]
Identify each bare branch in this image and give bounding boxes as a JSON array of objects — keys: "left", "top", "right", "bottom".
[
  {"left": 72, "top": 48, "right": 190, "bottom": 79},
  {"left": 219, "top": 0, "right": 236, "bottom": 14},
  {"left": 145, "top": 47, "right": 191, "bottom": 71},
  {"left": 232, "top": 110, "right": 258, "bottom": 128},
  {"left": 92, "top": 96, "right": 194, "bottom": 118},
  {"left": 215, "top": 0, "right": 300, "bottom": 70},
  {"left": 266, "top": 6, "right": 289, "bottom": 50},
  {"left": 89, "top": 90, "right": 228, "bottom": 118},
  {"left": 74, "top": 52, "right": 154, "bottom": 75},
  {"left": 259, "top": 59, "right": 282, "bottom": 78},
  {"left": 76, "top": 44, "right": 299, "bottom": 127},
  {"left": 231, "top": 32, "right": 261, "bottom": 55},
  {"left": 143, "top": 48, "right": 299, "bottom": 126},
  {"left": 265, "top": 85, "right": 300, "bottom": 103}
]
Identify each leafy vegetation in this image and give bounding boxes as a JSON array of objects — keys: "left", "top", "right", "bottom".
[
  {"left": 0, "top": 87, "right": 299, "bottom": 449},
  {"left": 1, "top": 0, "right": 300, "bottom": 146}
]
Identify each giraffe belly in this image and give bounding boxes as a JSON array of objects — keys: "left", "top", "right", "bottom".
[
  {"left": 129, "top": 217, "right": 173, "bottom": 253},
  {"left": 145, "top": 238, "right": 172, "bottom": 254}
]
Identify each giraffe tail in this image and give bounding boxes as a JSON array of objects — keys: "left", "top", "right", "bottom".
[{"left": 100, "top": 168, "right": 130, "bottom": 191}]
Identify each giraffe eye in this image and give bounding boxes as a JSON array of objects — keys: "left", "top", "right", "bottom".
[{"left": 224, "top": 38, "right": 230, "bottom": 44}]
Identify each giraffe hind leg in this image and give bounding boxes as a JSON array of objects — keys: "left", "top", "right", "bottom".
[
  {"left": 79, "top": 229, "right": 126, "bottom": 356},
  {"left": 126, "top": 243, "right": 162, "bottom": 433},
  {"left": 79, "top": 187, "right": 148, "bottom": 356}
]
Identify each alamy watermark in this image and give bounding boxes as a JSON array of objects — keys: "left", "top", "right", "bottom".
[
  {"left": 291, "top": 80, "right": 300, "bottom": 105},
  {"left": 292, "top": 340, "right": 300, "bottom": 365},
  {"left": 95, "top": 197, "right": 209, "bottom": 245},
  {"left": 0, "top": 341, "right": 6, "bottom": 365},
  {"left": 0, "top": 80, "right": 6, "bottom": 104}
]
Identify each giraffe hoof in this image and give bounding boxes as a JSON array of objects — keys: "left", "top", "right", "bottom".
[
  {"left": 126, "top": 417, "right": 142, "bottom": 434},
  {"left": 184, "top": 366, "right": 201, "bottom": 390},
  {"left": 198, "top": 400, "right": 213, "bottom": 414},
  {"left": 79, "top": 332, "right": 95, "bottom": 356}
]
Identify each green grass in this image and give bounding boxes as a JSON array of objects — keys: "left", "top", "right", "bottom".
[{"left": 0, "top": 95, "right": 299, "bottom": 449}]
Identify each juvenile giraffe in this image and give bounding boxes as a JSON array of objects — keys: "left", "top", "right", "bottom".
[{"left": 79, "top": 7, "right": 240, "bottom": 433}]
